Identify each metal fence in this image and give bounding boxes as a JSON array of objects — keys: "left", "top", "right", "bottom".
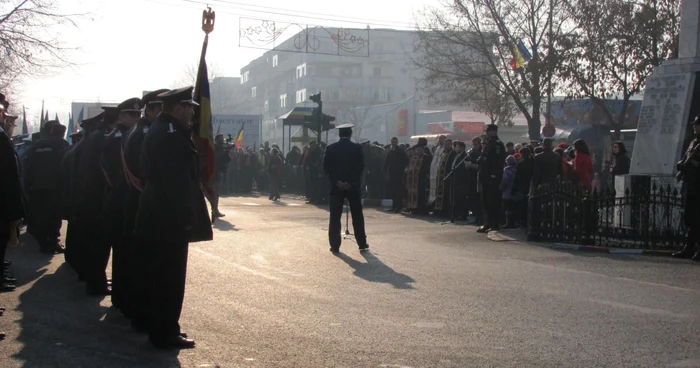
[{"left": 528, "top": 181, "right": 686, "bottom": 251}]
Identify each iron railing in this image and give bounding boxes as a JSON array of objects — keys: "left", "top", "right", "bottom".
[{"left": 528, "top": 181, "right": 686, "bottom": 251}]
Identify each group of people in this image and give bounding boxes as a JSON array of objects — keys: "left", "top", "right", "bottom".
[{"left": 1, "top": 87, "right": 213, "bottom": 349}]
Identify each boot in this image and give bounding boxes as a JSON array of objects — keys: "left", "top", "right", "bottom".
[{"left": 692, "top": 250, "right": 700, "bottom": 262}]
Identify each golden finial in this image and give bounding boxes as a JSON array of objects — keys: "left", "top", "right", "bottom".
[{"left": 202, "top": 7, "right": 215, "bottom": 35}]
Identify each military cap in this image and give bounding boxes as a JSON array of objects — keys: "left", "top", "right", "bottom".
[
  {"left": 691, "top": 116, "right": 700, "bottom": 125},
  {"left": 80, "top": 112, "right": 104, "bottom": 128},
  {"left": 70, "top": 131, "right": 84, "bottom": 138},
  {"left": 142, "top": 89, "right": 170, "bottom": 106},
  {"left": 101, "top": 104, "right": 120, "bottom": 124},
  {"left": 157, "top": 86, "right": 199, "bottom": 106},
  {"left": 117, "top": 97, "right": 144, "bottom": 113},
  {"left": 335, "top": 123, "right": 354, "bottom": 129},
  {"left": 485, "top": 123, "right": 498, "bottom": 132}
]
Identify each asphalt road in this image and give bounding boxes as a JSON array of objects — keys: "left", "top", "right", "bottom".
[{"left": 1, "top": 194, "right": 699, "bottom": 368}]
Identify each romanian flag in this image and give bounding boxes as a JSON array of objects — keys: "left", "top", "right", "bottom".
[
  {"left": 509, "top": 40, "right": 532, "bottom": 69},
  {"left": 40, "top": 100, "right": 45, "bottom": 126},
  {"left": 235, "top": 123, "right": 245, "bottom": 148},
  {"left": 193, "top": 37, "right": 215, "bottom": 199}
]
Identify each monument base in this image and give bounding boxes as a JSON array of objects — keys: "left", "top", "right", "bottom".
[{"left": 612, "top": 174, "right": 682, "bottom": 230}]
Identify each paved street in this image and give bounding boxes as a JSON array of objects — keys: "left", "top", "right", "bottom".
[{"left": 1, "top": 195, "right": 699, "bottom": 367}]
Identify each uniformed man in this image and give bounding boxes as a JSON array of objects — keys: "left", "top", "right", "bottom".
[
  {"left": 23, "top": 120, "right": 69, "bottom": 254},
  {"left": 66, "top": 114, "right": 102, "bottom": 281},
  {"left": 0, "top": 96, "right": 25, "bottom": 292},
  {"left": 101, "top": 97, "right": 144, "bottom": 313},
  {"left": 674, "top": 116, "right": 700, "bottom": 261},
  {"left": 322, "top": 123, "right": 368, "bottom": 253},
  {"left": 60, "top": 131, "right": 83, "bottom": 271},
  {"left": 133, "top": 86, "right": 212, "bottom": 349},
  {"left": 121, "top": 88, "right": 169, "bottom": 332},
  {"left": 75, "top": 105, "right": 119, "bottom": 296},
  {"left": 383, "top": 137, "right": 409, "bottom": 213},
  {"left": 476, "top": 124, "right": 506, "bottom": 233}
]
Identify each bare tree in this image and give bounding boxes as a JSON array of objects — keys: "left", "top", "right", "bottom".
[
  {"left": 414, "top": 0, "right": 570, "bottom": 139},
  {"left": 470, "top": 79, "right": 518, "bottom": 126},
  {"left": 0, "top": 0, "right": 79, "bottom": 84},
  {"left": 559, "top": 0, "right": 679, "bottom": 138},
  {"left": 172, "top": 62, "right": 251, "bottom": 115},
  {"left": 335, "top": 86, "right": 382, "bottom": 142}
]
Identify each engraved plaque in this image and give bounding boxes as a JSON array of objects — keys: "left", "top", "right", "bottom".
[{"left": 630, "top": 72, "right": 695, "bottom": 175}]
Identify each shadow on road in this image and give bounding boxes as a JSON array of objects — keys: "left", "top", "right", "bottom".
[
  {"left": 9, "top": 256, "right": 182, "bottom": 367},
  {"left": 335, "top": 252, "right": 415, "bottom": 290},
  {"left": 213, "top": 218, "right": 238, "bottom": 232}
]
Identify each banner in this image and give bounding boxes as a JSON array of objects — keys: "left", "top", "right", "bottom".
[
  {"left": 213, "top": 114, "right": 260, "bottom": 149},
  {"left": 397, "top": 109, "right": 408, "bottom": 136}
]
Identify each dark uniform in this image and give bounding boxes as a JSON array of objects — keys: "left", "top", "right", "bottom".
[
  {"left": 384, "top": 144, "right": 409, "bottom": 212},
  {"left": 466, "top": 144, "right": 483, "bottom": 225},
  {"left": 101, "top": 97, "right": 144, "bottom": 313},
  {"left": 22, "top": 122, "right": 69, "bottom": 253},
  {"left": 451, "top": 146, "right": 470, "bottom": 220},
  {"left": 674, "top": 117, "right": 700, "bottom": 261},
  {"left": 322, "top": 124, "right": 368, "bottom": 252},
  {"left": 133, "top": 86, "right": 211, "bottom": 348},
  {"left": 0, "top": 110, "right": 25, "bottom": 291},
  {"left": 75, "top": 106, "right": 119, "bottom": 295},
  {"left": 60, "top": 132, "right": 83, "bottom": 270},
  {"left": 121, "top": 89, "right": 169, "bottom": 331},
  {"left": 477, "top": 125, "right": 506, "bottom": 232}
]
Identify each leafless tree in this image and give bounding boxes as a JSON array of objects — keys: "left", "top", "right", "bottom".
[
  {"left": 335, "top": 86, "right": 382, "bottom": 142},
  {"left": 0, "top": 0, "right": 80, "bottom": 85},
  {"left": 559, "top": 0, "right": 680, "bottom": 138},
  {"left": 414, "top": 0, "right": 570, "bottom": 139},
  {"left": 173, "top": 62, "right": 251, "bottom": 115}
]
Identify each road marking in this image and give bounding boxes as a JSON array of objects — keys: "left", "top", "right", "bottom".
[
  {"left": 287, "top": 203, "right": 302, "bottom": 206},
  {"left": 192, "top": 247, "right": 281, "bottom": 281},
  {"left": 240, "top": 202, "right": 261, "bottom": 206}
]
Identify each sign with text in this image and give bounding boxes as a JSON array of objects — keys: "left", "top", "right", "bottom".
[
  {"left": 212, "top": 114, "right": 261, "bottom": 149},
  {"left": 630, "top": 72, "right": 695, "bottom": 175}
]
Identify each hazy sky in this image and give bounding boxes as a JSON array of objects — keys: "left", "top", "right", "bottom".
[{"left": 17, "top": 0, "right": 428, "bottom": 125}]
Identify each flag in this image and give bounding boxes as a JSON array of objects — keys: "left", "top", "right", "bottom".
[
  {"left": 76, "top": 106, "right": 84, "bottom": 132},
  {"left": 55, "top": 113, "right": 59, "bottom": 122},
  {"left": 235, "top": 123, "right": 245, "bottom": 148},
  {"left": 44, "top": 111, "right": 49, "bottom": 124},
  {"left": 509, "top": 39, "right": 531, "bottom": 69},
  {"left": 22, "top": 106, "right": 28, "bottom": 134},
  {"left": 40, "top": 100, "right": 45, "bottom": 126},
  {"left": 66, "top": 113, "right": 74, "bottom": 143},
  {"left": 193, "top": 34, "right": 215, "bottom": 200}
]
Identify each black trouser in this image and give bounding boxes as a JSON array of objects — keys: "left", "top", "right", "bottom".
[
  {"left": 684, "top": 194, "right": 700, "bottom": 252},
  {"left": 389, "top": 172, "right": 404, "bottom": 210},
  {"left": 454, "top": 185, "right": 468, "bottom": 218},
  {"left": 83, "top": 216, "right": 110, "bottom": 292},
  {"left": 124, "top": 189, "right": 151, "bottom": 327},
  {"left": 149, "top": 241, "right": 189, "bottom": 342},
  {"left": 468, "top": 190, "right": 482, "bottom": 223},
  {"left": 28, "top": 190, "right": 62, "bottom": 251},
  {"left": 110, "top": 234, "right": 127, "bottom": 309},
  {"left": 328, "top": 191, "right": 367, "bottom": 249},
  {"left": 269, "top": 173, "right": 281, "bottom": 198},
  {"left": 481, "top": 180, "right": 502, "bottom": 229}
]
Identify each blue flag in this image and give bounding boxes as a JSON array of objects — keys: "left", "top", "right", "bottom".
[
  {"left": 66, "top": 113, "right": 74, "bottom": 144},
  {"left": 76, "top": 107, "right": 84, "bottom": 132}
]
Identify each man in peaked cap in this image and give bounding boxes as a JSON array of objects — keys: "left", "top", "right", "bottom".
[
  {"left": 22, "top": 120, "right": 70, "bottom": 255},
  {"left": 476, "top": 123, "right": 506, "bottom": 233},
  {"left": 322, "top": 123, "right": 369, "bottom": 253},
  {"left": 101, "top": 97, "right": 144, "bottom": 314},
  {"left": 121, "top": 89, "right": 168, "bottom": 332},
  {"left": 62, "top": 113, "right": 102, "bottom": 278},
  {"left": 133, "top": 86, "right": 209, "bottom": 349},
  {"left": 75, "top": 104, "right": 119, "bottom": 296}
]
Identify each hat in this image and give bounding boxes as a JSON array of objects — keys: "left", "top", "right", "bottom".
[
  {"left": 335, "top": 123, "right": 354, "bottom": 129},
  {"left": 80, "top": 112, "right": 104, "bottom": 128},
  {"left": 70, "top": 131, "right": 84, "bottom": 138},
  {"left": 692, "top": 116, "right": 700, "bottom": 125},
  {"left": 117, "top": 97, "right": 144, "bottom": 113},
  {"left": 142, "top": 89, "right": 170, "bottom": 106},
  {"left": 101, "top": 104, "right": 119, "bottom": 124},
  {"left": 485, "top": 124, "right": 498, "bottom": 132},
  {"left": 157, "top": 86, "right": 199, "bottom": 106}
]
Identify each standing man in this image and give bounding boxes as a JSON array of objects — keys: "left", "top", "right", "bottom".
[
  {"left": 383, "top": 137, "right": 408, "bottom": 213},
  {"left": 674, "top": 116, "right": 700, "bottom": 261},
  {"left": 466, "top": 137, "right": 483, "bottom": 225},
  {"left": 477, "top": 124, "right": 506, "bottom": 233},
  {"left": 322, "top": 123, "right": 368, "bottom": 253},
  {"left": 304, "top": 140, "right": 323, "bottom": 204},
  {"left": 451, "top": 141, "right": 470, "bottom": 221},
  {"left": 22, "top": 120, "right": 69, "bottom": 254},
  {"left": 102, "top": 97, "right": 144, "bottom": 314},
  {"left": 134, "top": 86, "right": 212, "bottom": 349},
  {"left": 122, "top": 88, "right": 168, "bottom": 332},
  {"left": 0, "top": 96, "right": 24, "bottom": 292}
]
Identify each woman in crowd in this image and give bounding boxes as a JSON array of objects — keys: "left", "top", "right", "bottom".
[
  {"left": 610, "top": 141, "right": 630, "bottom": 181},
  {"left": 573, "top": 138, "right": 593, "bottom": 191}
]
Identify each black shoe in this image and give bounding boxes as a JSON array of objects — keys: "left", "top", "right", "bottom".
[
  {"left": 672, "top": 247, "right": 695, "bottom": 259},
  {"left": 3, "top": 260, "right": 10, "bottom": 266},
  {"left": 54, "top": 243, "right": 66, "bottom": 254},
  {"left": 269, "top": 195, "right": 274, "bottom": 200},
  {"left": 86, "top": 286, "right": 111, "bottom": 296},
  {"left": 359, "top": 244, "right": 369, "bottom": 252},
  {"left": 151, "top": 335, "right": 196, "bottom": 349},
  {"left": 692, "top": 251, "right": 700, "bottom": 262},
  {"left": 330, "top": 247, "right": 340, "bottom": 253},
  {"left": 476, "top": 226, "right": 490, "bottom": 233},
  {"left": 0, "top": 332, "right": 5, "bottom": 340},
  {"left": 0, "top": 283, "right": 16, "bottom": 292}
]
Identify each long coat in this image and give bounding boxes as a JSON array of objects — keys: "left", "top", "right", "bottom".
[{"left": 134, "top": 113, "right": 212, "bottom": 244}]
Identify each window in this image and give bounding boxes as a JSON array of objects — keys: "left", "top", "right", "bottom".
[
  {"left": 296, "top": 63, "right": 307, "bottom": 79},
  {"left": 280, "top": 94, "right": 287, "bottom": 108},
  {"left": 251, "top": 86, "right": 257, "bottom": 98},
  {"left": 264, "top": 100, "right": 269, "bottom": 112},
  {"left": 242, "top": 71, "right": 249, "bottom": 83},
  {"left": 272, "top": 55, "right": 279, "bottom": 67},
  {"left": 296, "top": 89, "right": 307, "bottom": 103}
]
